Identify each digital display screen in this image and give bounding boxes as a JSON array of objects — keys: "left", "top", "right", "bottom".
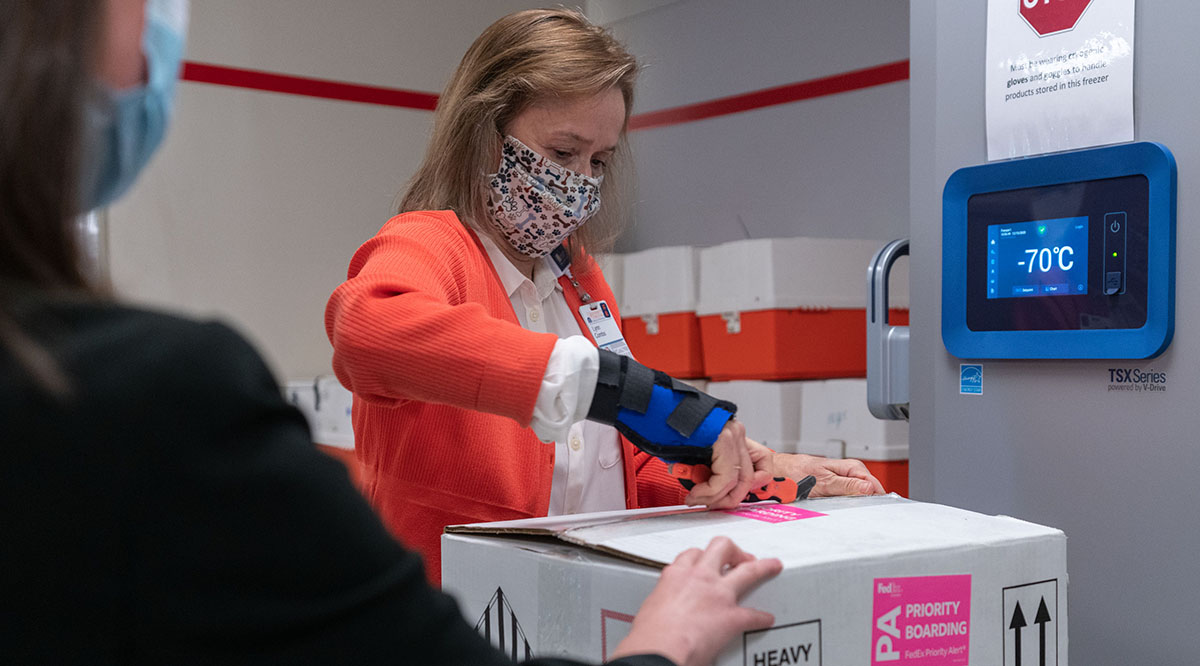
[
  {"left": 965, "top": 174, "right": 1149, "bottom": 332},
  {"left": 987, "top": 216, "right": 1088, "bottom": 299}
]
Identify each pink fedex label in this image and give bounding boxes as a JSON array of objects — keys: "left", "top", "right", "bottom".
[
  {"left": 871, "top": 575, "right": 971, "bottom": 665},
  {"left": 723, "top": 505, "right": 826, "bottom": 523}
]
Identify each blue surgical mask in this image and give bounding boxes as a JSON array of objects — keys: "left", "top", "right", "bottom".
[{"left": 80, "top": 0, "right": 189, "bottom": 211}]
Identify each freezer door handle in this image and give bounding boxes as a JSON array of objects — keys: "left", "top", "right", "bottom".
[{"left": 867, "top": 238, "right": 910, "bottom": 421}]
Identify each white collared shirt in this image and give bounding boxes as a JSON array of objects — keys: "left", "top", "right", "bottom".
[{"left": 480, "top": 236, "right": 626, "bottom": 516}]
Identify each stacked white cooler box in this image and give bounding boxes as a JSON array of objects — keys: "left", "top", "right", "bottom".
[
  {"left": 617, "top": 245, "right": 706, "bottom": 378},
  {"left": 284, "top": 375, "right": 354, "bottom": 449},
  {"left": 604, "top": 237, "right": 911, "bottom": 494}
]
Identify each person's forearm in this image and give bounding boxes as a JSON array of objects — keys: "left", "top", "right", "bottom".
[
  {"left": 584, "top": 349, "right": 732, "bottom": 465},
  {"left": 528, "top": 336, "right": 599, "bottom": 443},
  {"left": 330, "top": 287, "right": 553, "bottom": 417}
]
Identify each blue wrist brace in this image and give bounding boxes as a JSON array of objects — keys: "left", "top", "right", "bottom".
[{"left": 586, "top": 350, "right": 736, "bottom": 465}]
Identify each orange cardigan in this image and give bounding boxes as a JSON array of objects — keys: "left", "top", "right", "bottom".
[{"left": 325, "top": 210, "right": 685, "bottom": 584}]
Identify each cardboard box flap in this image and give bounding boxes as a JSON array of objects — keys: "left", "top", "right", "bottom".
[
  {"left": 446, "top": 495, "right": 1063, "bottom": 569},
  {"left": 444, "top": 504, "right": 708, "bottom": 537}
]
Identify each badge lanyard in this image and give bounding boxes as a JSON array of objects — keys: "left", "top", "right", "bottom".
[
  {"left": 548, "top": 244, "right": 592, "bottom": 303},
  {"left": 547, "top": 244, "right": 632, "bottom": 358}
]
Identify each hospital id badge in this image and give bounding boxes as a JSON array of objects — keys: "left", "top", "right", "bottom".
[{"left": 579, "top": 301, "right": 632, "bottom": 358}]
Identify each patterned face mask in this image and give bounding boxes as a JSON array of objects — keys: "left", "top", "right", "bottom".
[{"left": 485, "top": 135, "right": 603, "bottom": 258}]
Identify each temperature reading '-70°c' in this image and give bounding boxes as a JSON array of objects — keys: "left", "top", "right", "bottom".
[{"left": 1023, "top": 246, "right": 1074, "bottom": 273}]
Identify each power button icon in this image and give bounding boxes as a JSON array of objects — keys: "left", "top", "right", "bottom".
[
  {"left": 1106, "top": 211, "right": 1126, "bottom": 234},
  {"left": 1104, "top": 212, "right": 1127, "bottom": 296}
]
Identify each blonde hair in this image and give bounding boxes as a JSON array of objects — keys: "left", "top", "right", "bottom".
[{"left": 398, "top": 8, "right": 638, "bottom": 268}]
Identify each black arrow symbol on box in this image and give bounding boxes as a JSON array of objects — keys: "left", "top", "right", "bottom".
[
  {"left": 1009, "top": 601, "right": 1027, "bottom": 666},
  {"left": 1035, "top": 597, "right": 1052, "bottom": 666}
]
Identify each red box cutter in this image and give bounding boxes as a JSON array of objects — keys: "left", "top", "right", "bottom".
[{"left": 668, "top": 464, "right": 816, "bottom": 504}]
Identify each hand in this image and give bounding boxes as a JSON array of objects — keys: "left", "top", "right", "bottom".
[
  {"left": 684, "top": 420, "right": 770, "bottom": 510},
  {"left": 609, "top": 537, "right": 782, "bottom": 666},
  {"left": 764, "top": 446, "right": 886, "bottom": 497},
  {"left": 744, "top": 438, "right": 778, "bottom": 481}
]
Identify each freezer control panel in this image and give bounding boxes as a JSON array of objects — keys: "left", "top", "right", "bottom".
[{"left": 942, "top": 142, "right": 1176, "bottom": 359}]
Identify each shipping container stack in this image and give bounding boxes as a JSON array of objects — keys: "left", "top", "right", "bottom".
[
  {"left": 285, "top": 376, "right": 362, "bottom": 487},
  {"left": 617, "top": 246, "right": 706, "bottom": 379},
  {"left": 607, "top": 238, "right": 911, "bottom": 496}
]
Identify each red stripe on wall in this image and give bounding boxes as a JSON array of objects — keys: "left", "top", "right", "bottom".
[
  {"left": 627, "top": 59, "right": 909, "bottom": 131},
  {"left": 178, "top": 59, "right": 909, "bottom": 125},
  {"left": 180, "top": 61, "right": 440, "bottom": 111}
]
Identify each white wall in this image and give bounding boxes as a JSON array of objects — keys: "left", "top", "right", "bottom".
[
  {"left": 108, "top": 1, "right": 544, "bottom": 380},
  {"left": 591, "top": 0, "right": 910, "bottom": 251}
]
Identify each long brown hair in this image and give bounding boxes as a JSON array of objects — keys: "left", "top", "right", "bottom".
[
  {"left": 0, "top": 0, "right": 102, "bottom": 394},
  {"left": 398, "top": 8, "right": 638, "bottom": 269}
]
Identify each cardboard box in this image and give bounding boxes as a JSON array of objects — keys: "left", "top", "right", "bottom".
[
  {"left": 284, "top": 376, "right": 355, "bottom": 449},
  {"left": 443, "top": 496, "right": 1068, "bottom": 666},
  {"left": 313, "top": 375, "right": 354, "bottom": 449},
  {"left": 285, "top": 376, "right": 361, "bottom": 487},
  {"left": 284, "top": 379, "right": 321, "bottom": 434},
  {"left": 800, "top": 379, "right": 909, "bottom": 496},
  {"left": 697, "top": 238, "right": 910, "bottom": 381},
  {"left": 620, "top": 246, "right": 705, "bottom": 378}
]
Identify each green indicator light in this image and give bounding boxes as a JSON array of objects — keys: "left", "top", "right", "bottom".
[{"left": 1112, "top": 252, "right": 1118, "bottom": 257}]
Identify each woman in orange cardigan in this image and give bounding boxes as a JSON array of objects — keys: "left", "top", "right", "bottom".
[{"left": 325, "top": 8, "right": 884, "bottom": 583}]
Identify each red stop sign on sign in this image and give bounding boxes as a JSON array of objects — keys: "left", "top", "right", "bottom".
[{"left": 1019, "top": 0, "right": 1094, "bottom": 36}]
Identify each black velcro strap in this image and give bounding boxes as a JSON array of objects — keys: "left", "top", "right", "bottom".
[
  {"left": 596, "top": 348, "right": 622, "bottom": 388},
  {"left": 587, "top": 349, "right": 624, "bottom": 425},
  {"left": 618, "top": 358, "right": 655, "bottom": 414},
  {"left": 661, "top": 372, "right": 694, "bottom": 392},
  {"left": 665, "top": 392, "right": 720, "bottom": 438},
  {"left": 615, "top": 423, "right": 714, "bottom": 466},
  {"left": 666, "top": 375, "right": 737, "bottom": 421}
]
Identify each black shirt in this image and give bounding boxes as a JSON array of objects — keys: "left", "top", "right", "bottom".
[{"left": 0, "top": 296, "right": 671, "bottom": 666}]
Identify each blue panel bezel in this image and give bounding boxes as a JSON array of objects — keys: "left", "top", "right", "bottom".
[{"left": 942, "top": 142, "right": 1176, "bottom": 359}]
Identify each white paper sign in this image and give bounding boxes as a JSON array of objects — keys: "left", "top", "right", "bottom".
[{"left": 986, "top": 0, "right": 1135, "bottom": 161}]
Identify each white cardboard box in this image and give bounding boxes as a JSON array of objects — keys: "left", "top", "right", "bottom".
[
  {"left": 697, "top": 238, "right": 910, "bottom": 316},
  {"left": 284, "top": 376, "right": 354, "bottom": 449},
  {"left": 620, "top": 245, "right": 700, "bottom": 317},
  {"left": 284, "top": 380, "right": 320, "bottom": 434},
  {"left": 443, "top": 496, "right": 1067, "bottom": 665},
  {"left": 314, "top": 375, "right": 354, "bottom": 449},
  {"left": 800, "top": 379, "right": 908, "bottom": 461}
]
